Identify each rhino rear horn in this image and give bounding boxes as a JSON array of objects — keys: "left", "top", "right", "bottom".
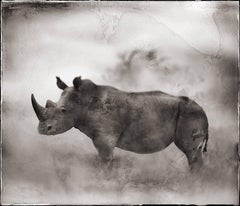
[
  {"left": 31, "top": 94, "right": 46, "bottom": 121},
  {"left": 45, "top": 100, "right": 56, "bottom": 108}
]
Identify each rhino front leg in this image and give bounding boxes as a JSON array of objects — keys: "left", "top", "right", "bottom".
[
  {"left": 98, "top": 149, "right": 113, "bottom": 170},
  {"left": 92, "top": 135, "right": 117, "bottom": 171}
]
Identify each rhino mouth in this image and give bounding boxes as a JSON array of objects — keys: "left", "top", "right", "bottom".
[
  {"left": 38, "top": 129, "right": 57, "bottom": 136},
  {"left": 31, "top": 94, "right": 47, "bottom": 121},
  {"left": 38, "top": 127, "right": 67, "bottom": 136}
]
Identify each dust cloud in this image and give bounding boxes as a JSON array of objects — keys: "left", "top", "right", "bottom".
[{"left": 2, "top": 1, "right": 239, "bottom": 204}]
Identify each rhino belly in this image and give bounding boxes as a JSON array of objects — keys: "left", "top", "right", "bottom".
[{"left": 116, "top": 121, "right": 176, "bottom": 154}]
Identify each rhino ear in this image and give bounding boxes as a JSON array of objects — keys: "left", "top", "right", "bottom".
[
  {"left": 56, "top": 76, "right": 68, "bottom": 90},
  {"left": 73, "top": 76, "right": 82, "bottom": 89},
  {"left": 45, "top": 100, "right": 56, "bottom": 108}
]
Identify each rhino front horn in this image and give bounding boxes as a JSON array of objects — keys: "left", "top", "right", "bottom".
[{"left": 31, "top": 94, "right": 46, "bottom": 121}]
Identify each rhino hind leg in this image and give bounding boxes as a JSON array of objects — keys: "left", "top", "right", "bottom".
[{"left": 174, "top": 98, "right": 209, "bottom": 172}]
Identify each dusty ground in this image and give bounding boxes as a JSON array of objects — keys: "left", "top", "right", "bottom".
[{"left": 2, "top": 112, "right": 238, "bottom": 204}]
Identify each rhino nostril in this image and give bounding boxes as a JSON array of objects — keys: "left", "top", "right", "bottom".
[{"left": 47, "top": 125, "right": 52, "bottom": 131}]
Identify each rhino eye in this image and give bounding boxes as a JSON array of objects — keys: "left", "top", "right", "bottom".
[{"left": 61, "top": 108, "right": 66, "bottom": 113}]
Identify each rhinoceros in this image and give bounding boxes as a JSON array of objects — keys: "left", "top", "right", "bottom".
[{"left": 31, "top": 76, "right": 208, "bottom": 171}]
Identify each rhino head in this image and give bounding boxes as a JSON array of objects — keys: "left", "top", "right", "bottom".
[{"left": 31, "top": 76, "right": 96, "bottom": 135}]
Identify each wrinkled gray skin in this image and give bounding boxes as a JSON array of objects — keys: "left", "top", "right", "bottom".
[{"left": 31, "top": 76, "right": 209, "bottom": 172}]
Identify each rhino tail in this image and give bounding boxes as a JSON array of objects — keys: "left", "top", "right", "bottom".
[
  {"left": 193, "top": 130, "right": 208, "bottom": 156},
  {"left": 202, "top": 133, "right": 208, "bottom": 153}
]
